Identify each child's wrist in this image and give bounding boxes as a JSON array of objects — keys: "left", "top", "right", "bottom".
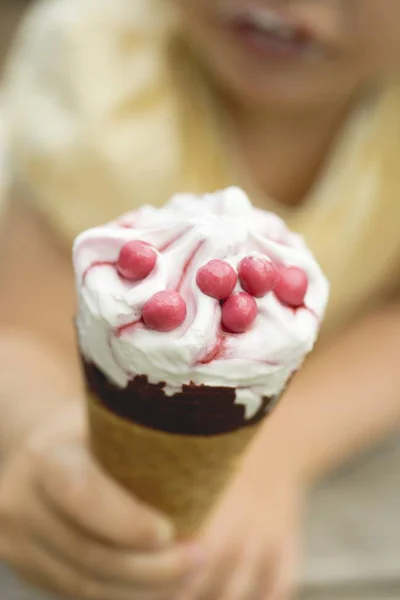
[{"left": 243, "top": 417, "right": 315, "bottom": 491}]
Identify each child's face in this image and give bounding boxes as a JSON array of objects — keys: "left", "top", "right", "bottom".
[{"left": 176, "top": 0, "right": 400, "bottom": 109}]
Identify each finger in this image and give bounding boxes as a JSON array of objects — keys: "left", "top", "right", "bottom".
[
  {"left": 180, "top": 542, "right": 236, "bottom": 600},
  {"left": 28, "top": 494, "right": 202, "bottom": 587},
  {"left": 219, "top": 538, "right": 269, "bottom": 600},
  {"left": 38, "top": 441, "right": 174, "bottom": 550},
  {"left": 262, "top": 539, "right": 297, "bottom": 600},
  {"left": 43, "top": 532, "right": 202, "bottom": 589},
  {"left": 12, "top": 540, "right": 181, "bottom": 600}
]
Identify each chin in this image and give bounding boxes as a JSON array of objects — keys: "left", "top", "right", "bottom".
[{"left": 205, "top": 52, "right": 330, "bottom": 112}]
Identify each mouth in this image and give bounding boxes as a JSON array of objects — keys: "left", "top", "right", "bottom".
[{"left": 218, "top": 3, "right": 325, "bottom": 62}]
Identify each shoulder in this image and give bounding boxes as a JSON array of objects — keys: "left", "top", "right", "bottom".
[
  {"left": 2, "top": 0, "right": 184, "bottom": 239},
  {"left": 3, "top": 0, "right": 176, "bottom": 135},
  {"left": 5, "top": 0, "right": 172, "bottom": 53},
  {"left": 3, "top": 0, "right": 85, "bottom": 160}
]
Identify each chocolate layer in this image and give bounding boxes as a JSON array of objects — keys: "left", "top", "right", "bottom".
[{"left": 83, "top": 360, "right": 278, "bottom": 436}]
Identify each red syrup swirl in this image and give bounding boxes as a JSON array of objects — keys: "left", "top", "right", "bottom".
[
  {"left": 197, "top": 329, "right": 227, "bottom": 365},
  {"left": 289, "top": 303, "right": 320, "bottom": 323},
  {"left": 115, "top": 319, "right": 143, "bottom": 338},
  {"left": 176, "top": 240, "right": 205, "bottom": 293},
  {"left": 82, "top": 260, "right": 115, "bottom": 285},
  {"left": 158, "top": 225, "right": 193, "bottom": 252},
  {"left": 117, "top": 222, "right": 136, "bottom": 229}
]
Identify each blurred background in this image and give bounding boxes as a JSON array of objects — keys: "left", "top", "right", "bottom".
[
  {"left": 0, "top": 2, "right": 399, "bottom": 600},
  {"left": 0, "top": 0, "right": 26, "bottom": 66}
]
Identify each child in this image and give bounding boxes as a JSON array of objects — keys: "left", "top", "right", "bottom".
[{"left": 0, "top": 0, "right": 400, "bottom": 598}]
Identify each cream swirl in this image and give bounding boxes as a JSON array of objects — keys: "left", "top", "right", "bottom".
[{"left": 74, "top": 188, "right": 329, "bottom": 418}]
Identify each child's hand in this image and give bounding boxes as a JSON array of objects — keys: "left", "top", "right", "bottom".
[
  {"left": 0, "top": 403, "right": 201, "bottom": 600},
  {"left": 180, "top": 451, "right": 304, "bottom": 600}
]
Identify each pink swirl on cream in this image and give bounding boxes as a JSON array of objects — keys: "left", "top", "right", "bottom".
[{"left": 73, "top": 188, "right": 329, "bottom": 418}]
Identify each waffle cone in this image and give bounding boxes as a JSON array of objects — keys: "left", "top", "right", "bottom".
[{"left": 87, "top": 393, "right": 262, "bottom": 536}]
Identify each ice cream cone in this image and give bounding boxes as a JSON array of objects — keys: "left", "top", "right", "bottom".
[
  {"left": 87, "top": 392, "right": 262, "bottom": 536},
  {"left": 74, "top": 188, "right": 329, "bottom": 537}
]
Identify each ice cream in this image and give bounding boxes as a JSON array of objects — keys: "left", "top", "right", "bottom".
[{"left": 73, "top": 187, "right": 329, "bottom": 533}]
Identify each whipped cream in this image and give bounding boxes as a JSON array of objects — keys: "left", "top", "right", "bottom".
[{"left": 74, "top": 188, "right": 329, "bottom": 418}]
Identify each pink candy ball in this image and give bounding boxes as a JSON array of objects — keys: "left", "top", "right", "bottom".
[
  {"left": 222, "top": 292, "right": 258, "bottom": 333},
  {"left": 275, "top": 266, "right": 308, "bottom": 307},
  {"left": 117, "top": 241, "right": 157, "bottom": 281},
  {"left": 239, "top": 257, "right": 280, "bottom": 298},
  {"left": 143, "top": 290, "right": 187, "bottom": 332},
  {"left": 196, "top": 259, "right": 238, "bottom": 300}
]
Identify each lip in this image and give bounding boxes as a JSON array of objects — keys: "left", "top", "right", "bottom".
[{"left": 216, "top": 1, "right": 327, "bottom": 62}]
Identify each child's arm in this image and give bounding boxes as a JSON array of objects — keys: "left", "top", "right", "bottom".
[
  {"left": 0, "top": 200, "right": 201, "bottom": 600},
  {"left": 185, "top": 303, "right": 400, "bottom": 600},
  {"left": 259, "top": 305, "right": 400, "bottom": 482},
  {"left": 0, "top": 199, "right": 82, "bottom": 454}
]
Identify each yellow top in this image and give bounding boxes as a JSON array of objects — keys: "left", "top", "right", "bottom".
[{"left": 3, "top": 0, "right": 400, "bottom": 336}]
